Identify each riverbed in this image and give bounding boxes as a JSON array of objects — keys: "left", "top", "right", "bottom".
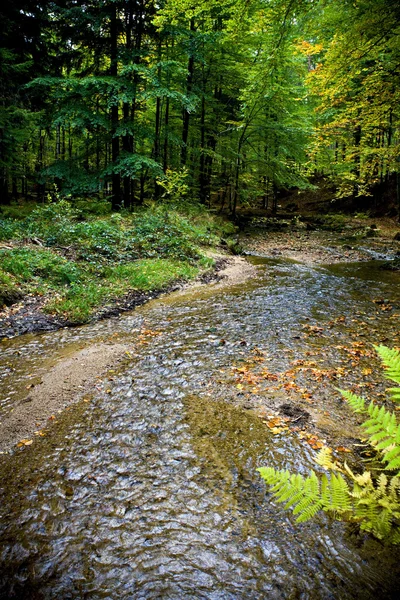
[{"left": 0, "top": 255, "right": 399, "bottom": 598}]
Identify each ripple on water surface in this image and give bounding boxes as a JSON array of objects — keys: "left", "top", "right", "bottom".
[{"left": 0, "top": 258, "right": 399, "bottom": 598}]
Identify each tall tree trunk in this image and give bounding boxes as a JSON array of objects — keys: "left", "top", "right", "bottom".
[
  {"left": 12, "top": 177, "right": 18, "bottom": 199},
  {"left": 153, "top": 37, "right": 162, "bottom": 199},
  {"left": 37, "top": 130, "right": 46, "bottom": 202},
  {"left": 68, "top": 126, "right": 72, "bottom": 160},
  {"left": 233, "top": 157, "right": 240, "bottom": 218},
  {"left": 163, "top": 39, "right": 172, "bottom": 173},
  {"left": 163, "top": 96, "right": 170, "bottom": 173},
  {"left": 181, "top": 18, "right": 195, "bottom": 166},
  {"left": 110, "top": 2, "right": 121, "bottom": 210},
  {"left": 199, "top": 92, "right": 206, "bottom": 203},
  {"left": 123, "top": 1, "right": 134, "bottom": 209},
  {"left": 0, "top": 168, "right": 9, "bottom": 204}
]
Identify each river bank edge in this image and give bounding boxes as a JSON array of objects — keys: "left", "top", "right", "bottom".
[
  {"left": 0, "top": 255, "right": 257, "bottom": 453},
  {"left": 1, "top": 221, "right": 399, "bottom": 453},
  {"left": 0, "top": 254, "right": 236, "bottom": 341}
]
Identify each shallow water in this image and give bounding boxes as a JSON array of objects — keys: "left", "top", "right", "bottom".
[{"left": 0, "top": 258, "right": 399, "bottom": 599}]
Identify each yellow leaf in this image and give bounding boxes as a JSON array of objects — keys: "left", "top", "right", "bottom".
[
  {"left": 17, "top": 439, "right": 33, "bottom": 447},
  {"left": 270, "top": 426, "right": 288, "bottom": 435}
]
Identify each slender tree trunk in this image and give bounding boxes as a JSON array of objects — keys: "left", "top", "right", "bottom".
[
  {"left": 272, "top": 182, "right": 278, "bottom": 213},
  {"left": 163, "top": 39, "right": 172, "bottom": 173},
  {"left": 233, "top": 157, "right": 240, "bottom": 218},
  {"left": 153, "top": 37, "right": 162, "bottom": 200},
  {"left": 163, "top": 96, "right": 170, "bottom": 172},
  {"left": 123, "top": 1, "right": 134, "bottom": 209},
  {"left": 397, "top": 170, "right": 400, "bottom": 223},
  {"left": 56, "top": 123, "right": 61, "bottom": 160},
  {"left": 199, "top": 92, "right": 206, "bottom": 203},
  {"left": 110, "top": 2, "right": 121, "bottom": 210},
  {"left": 12, "top": 177, "right": 17, "bottom": 199},
  {"left": 37, "top": 130, "right": 46, "bottom": 202},
  {"left": 0, "top": 168, "right": 9, "bottom": 204},
  {"left": 181, "top": 18, "right": 195, "bottom": 166},
  {"left": 140, "top": 170, "right": 145, "bottom": 204},
  {"left": 263, "top": 176, "right": 268, "bottom": 209},
  {"left": 387, "top": 110, "right": 393, "bottom": 184}
]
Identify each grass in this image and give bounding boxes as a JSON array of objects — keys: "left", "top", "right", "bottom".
[
  {"left": 0, "top": 200, "right": 231, "bottom": 323},
  {"left": 45, "top": 259, "right": 201, "bottom": 322}
]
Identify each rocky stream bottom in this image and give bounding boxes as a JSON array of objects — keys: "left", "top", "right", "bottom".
[{"left": 0, "top": 246, "right": 400, "bottom": 598}]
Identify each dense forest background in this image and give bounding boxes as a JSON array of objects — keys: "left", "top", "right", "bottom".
[{"left": 1, "top": 0, "right": 399, "bottom": 215}]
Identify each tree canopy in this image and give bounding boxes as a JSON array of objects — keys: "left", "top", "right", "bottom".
[{"left": 1, "top": 0, "right": 399, "bottom": 213}]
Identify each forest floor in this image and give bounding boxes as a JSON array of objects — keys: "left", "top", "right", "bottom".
[{"left": 239, "top": 215, "right": 400, "bottom": 263}]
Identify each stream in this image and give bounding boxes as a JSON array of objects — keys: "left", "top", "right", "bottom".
[{"left": 0, "top": 257, "right": 399, "bottom": 599}]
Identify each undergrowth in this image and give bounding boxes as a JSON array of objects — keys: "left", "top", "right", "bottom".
[{"left": 0, "top": 199, "right": 232, "bottom": 322}]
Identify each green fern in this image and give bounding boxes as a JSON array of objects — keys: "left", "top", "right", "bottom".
[
  {"left": 258, "top": 468, "right": 353, "bottom": 522},
  {"left": 258, "top": 345, "right": 400, "bottom": 543},
  {"left": 375, "top": 345, "right": 400, "bottom": 385}
]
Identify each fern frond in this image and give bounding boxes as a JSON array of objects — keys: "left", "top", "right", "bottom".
[
  {"left": 314, "top": 446, "right": 342, "bottom": 471},
  {"left": 375, "top": 345, "right": 400, "bottom": 386},
  {"left": 388, "top": 387, "right": 400, "bottom": 401},
  {"left": 360, "top": 401, "right": 400, "bottom": 467},
  {"left": 385, "top": 456, "right": 400, "bottom": 472},
  {"left": 257, "top": 346, "right": 400, "bottom": 544},
  {"left": 389, "top": 528, "right": 400, "bottom": 544},
  {"left": 338, "top": 389, "right": 367, "bottom": 413},
  {"left": 329, "top": 473, "right": 352, "bottom": 513},
  {"left": 258, "top": 468, "right": 325, "bottom": 522},
  {"left": 383, "top": 446, "right": 400, "bottom": 463}
]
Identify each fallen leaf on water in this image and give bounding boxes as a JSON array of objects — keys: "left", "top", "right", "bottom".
[
  {"left": 336, "top": 446, "right": 351, "bottom": 453},
  {"left": 270, "top": 426, "right": 289, "bottom": 435},
  {"left": 309, "top": 439, "right": 324, "bottom": 449},
  {"left": 17, "top": 439, "right": 33, "bottom": 447}
]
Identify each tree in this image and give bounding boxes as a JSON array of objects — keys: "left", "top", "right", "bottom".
[{"left": 305, "top": 0, "right": 400, "bottom": 207}]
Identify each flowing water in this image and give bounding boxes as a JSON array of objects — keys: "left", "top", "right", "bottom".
[{"left": 0, "top": 257, "right": 399, "bottom": 599}]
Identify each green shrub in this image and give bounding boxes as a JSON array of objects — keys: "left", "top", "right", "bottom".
[
  {"left": 73, "top": 198, "right": 112, "bottom": 216},
  {"left": 0, "top": 247, "right": 82, "bottom": 286},
  {"left": 319, "top": 214, "right": 348, "bottom": 231},
  {"left": 258, "top": 345, "right": 400, "bottom": 544},
  {"left": 0, "top": 219, "right": 20, "bottom": 241}
]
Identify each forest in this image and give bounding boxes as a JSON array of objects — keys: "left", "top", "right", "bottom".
[
  {"left": 1, "top": 2, "right": 400, "bottom": 598},
  {"left": 1, "top": 0, "right": 399, "bottom": 215}
]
